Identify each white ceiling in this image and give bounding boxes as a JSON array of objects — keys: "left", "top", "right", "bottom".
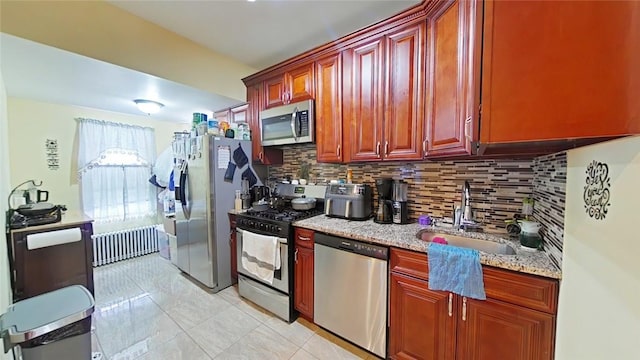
[
  {"left": 1, "top": 1, "right": 421, "bottom": 123},
  {"left": 109, "top": 0, "right": 421, "bottom": 69},
  {"left": 0, "top": 33, "right": 241, "bottom": 123}
]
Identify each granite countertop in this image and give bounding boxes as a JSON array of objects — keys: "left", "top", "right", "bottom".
[
  {"left": 10, "top": 212, "right": 93, "bottom": 234},
  {"left": 294, "top": 216, "right": 561, "bottom": 279}
]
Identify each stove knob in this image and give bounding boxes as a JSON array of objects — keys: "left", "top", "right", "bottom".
[
  {"left": 276, "top": 226, "right": 281, "bottom": 232},
  {"left": 259, "top": 223, "right": 265, "bottom": 230}
]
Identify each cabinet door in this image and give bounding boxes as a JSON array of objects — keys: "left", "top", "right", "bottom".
[
  {"left": 389, "top": 273, "right": 456, "bottom": 360},
  {"left": 288, "top": 62, "right": 315, "bottom": 103},
  {"left": 384, "top": 23, "right": 425, "bottom": 161},
  {"left": 481, "top": 0, "right": 640, "bottom": 144},
  {"left": 457, "top": 297, "right": 555, "bottom": 360},
  {"left": 294, "top": 246, "right": 314, "bottom": 320},
  {"left": 264, "top": 75, "right": 286, "bottom": 109},
  {"left": 315, "top": 53, "right": 343, "bottom": 163},
  {"left": 214, "top": 110, "right": 229, "bottom": 124},
  {"left": 247, "top": 83, "right": 264, "bottom": 162},
  {"left": 247, "top": 83, "right": 283, "bottom": 165},
  {"left": 425, "top": 0, "right": 480, "bottom": 157},
  {"left": 345, "top": 38, "right": 385, "bottom": 162},
  {"left": 230, "top": 104, "right": 248, "bottom": 124}
]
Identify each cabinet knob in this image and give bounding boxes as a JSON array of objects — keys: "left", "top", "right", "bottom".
[
  {"left": 376, "top": 142, "right": 381, "bottom": 156},
  {"left": 464, "top": 117, "right": 472, "bottom": 140},
  {"left": 423, "top": 139, "right": 428, "bottom": 156},
  {"left": 448, "top": 293, "right": 453, "bottom": 317},
  {"left": 336, "top": 144, "right": 341, "bottom": 158},
  {"left": 294, "top": 248, "right": 299, "bottom": 263},
  {"left": 259, "top": 151, "right": 264, "bottom": 162},
  {"left": 384, "top": 141, "right": 389, "bottom": 156}
]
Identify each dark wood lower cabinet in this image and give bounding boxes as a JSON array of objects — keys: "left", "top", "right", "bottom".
[
  {"left": 9, "top": 221, "right": 94, "bottom": 301},
  {"left": 456, "top": 298, "right": 555, "bottom": 360},
  {"left": 294, "top": 246, "right": 314, "bottom": 320},
  {"left": 389, "top": 273, "right": 456, "bottom": 360},
  {"left": 389, "top": 248, "right": 558, "bottom": 360}
]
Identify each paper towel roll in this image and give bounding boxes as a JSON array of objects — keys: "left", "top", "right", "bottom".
[{"left": 26, "top": 228, "right": 82, "bottom": 250}]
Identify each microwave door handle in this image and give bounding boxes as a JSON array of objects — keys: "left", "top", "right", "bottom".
[{"left": 290, "top": 107, "right": 298, "bottom": 141}]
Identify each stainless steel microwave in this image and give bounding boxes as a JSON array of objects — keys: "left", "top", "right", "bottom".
[{"left": 259, "top": 100, "right": 314, "bottom": 146}]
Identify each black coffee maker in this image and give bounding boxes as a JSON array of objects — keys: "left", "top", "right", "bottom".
[{"left": 374, "top": 178, "right": 394, "bottom": 224}]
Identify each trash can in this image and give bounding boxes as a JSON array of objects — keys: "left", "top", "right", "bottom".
[{"left": 0, "top": 285, "right": 94, "bottom": 360}]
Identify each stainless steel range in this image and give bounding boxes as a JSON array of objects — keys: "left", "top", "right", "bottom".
[{"left": 235, "top": 183, "right": 326, "bottom": 322}]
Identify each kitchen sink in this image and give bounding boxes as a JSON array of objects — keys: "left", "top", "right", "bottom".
[{"left": 416, "top": 230, "right": 517, "bottom": 255}]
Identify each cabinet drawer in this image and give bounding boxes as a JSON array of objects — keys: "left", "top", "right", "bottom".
[
  {"left": 294, "top": 227, "right": 315, "bottom": 249},
  {"left": 390, "top": 248, "right": 428, "bottom": 280},
  {"left": 390, "top": 248, "right": 558, "bottom": 313},
  {"left": 483, "top": 267, "right": 559, "bottom": 314}
]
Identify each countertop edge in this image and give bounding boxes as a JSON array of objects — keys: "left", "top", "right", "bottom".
[
  {"left": 10, "top": 213, "right": 94, "bottom": 234},
  {"left": 294, "top": 219, "right": 562, "bottom": 280}
]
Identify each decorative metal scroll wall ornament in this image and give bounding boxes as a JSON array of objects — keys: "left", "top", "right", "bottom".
[
  {"left": 45, "top": 139, "right": 59, "bottom": 170},
  {"left": 583, "top": 160, "right": 611, "bottom": 220}
]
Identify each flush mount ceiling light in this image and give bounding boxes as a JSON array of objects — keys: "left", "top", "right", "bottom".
[{"left": 133, "top": 99, "right": 164, "bottom": 115}]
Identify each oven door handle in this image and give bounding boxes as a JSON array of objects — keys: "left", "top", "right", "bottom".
[{"left": 236, "top": 228, "right": 288, "bottom": 244}]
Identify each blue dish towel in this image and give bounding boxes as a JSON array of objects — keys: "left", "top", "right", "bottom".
[{"left": 428, "top": 243, "right": 486, "bottom": 300}]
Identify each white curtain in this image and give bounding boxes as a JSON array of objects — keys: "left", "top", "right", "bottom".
[{"left": 77, "top": 118, "right": 157, "bottom": 226}]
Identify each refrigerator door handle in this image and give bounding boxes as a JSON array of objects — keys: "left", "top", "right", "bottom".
[{"left": 180, "top": 164, "right": 190, "bottom": 219}]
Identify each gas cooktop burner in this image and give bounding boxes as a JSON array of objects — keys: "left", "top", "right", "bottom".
[{"left": 244, "top": 208, "right": 322, "bottom": 222}]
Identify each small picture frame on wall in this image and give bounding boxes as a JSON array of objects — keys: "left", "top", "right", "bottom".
[{"left": 46, "top": 139, "right": 59, "bottom": 170}]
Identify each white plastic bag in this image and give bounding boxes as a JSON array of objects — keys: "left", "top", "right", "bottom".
[{"left": 153, "top": 147, "right": 174, "bottom": 187}]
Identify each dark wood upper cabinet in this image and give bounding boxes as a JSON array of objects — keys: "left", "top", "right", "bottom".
[
  {"left": 264, "top": 75, "right": 286, "bottom": 109},
  {"left": 456, "top": 298, "right": 555, "bottom": 360},
  {"left": 344, "top": 37, "right": 385, "bottom": 162},
  {"left": 344, "top": 22, "right": 424, "bottom": 162},
  {"left": 425, "top": 0, "right": 481, "bottom": 158},
  {"left": 315, "top": 53, "right": 344, "bottom": 163},
  {"left": 247, "top": 83, "right": 283, "bottom": 165},
  {"left": 385, "top": 22, "right": 425, "bottom": 161},
  {"left": 288, "top": 62, "right": 315, "bottom": 103},
  {"left": 480, "top": 0, "right": 640, "bottom": 147},
  {"left": 264, "top": 63, "right": 315, "bottom": 109}
]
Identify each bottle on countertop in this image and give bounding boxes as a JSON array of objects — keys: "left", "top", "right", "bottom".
[
  {"left": 347, "top": 168, "right": 353, "bottom": 184},
  {"left": 234, "top": 190, "right": 243, "bottom": 211}
]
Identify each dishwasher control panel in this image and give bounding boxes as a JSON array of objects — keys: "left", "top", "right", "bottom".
[{"left": 315, "top": 233, "right": 388, "bottom": 260}]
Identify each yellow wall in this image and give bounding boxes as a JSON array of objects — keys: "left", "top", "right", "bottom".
[
  {"left": 1, "top": 71, "right": 14, "bottom": 359},
  {"left": 7, "top": 97, "right": 187, "bottom": 219},
  {"left": 556, "top": 136, "right": 640, "bottom": 359},
  {"left": 0, "top": 0, "right": 256, "bottom": 102}
]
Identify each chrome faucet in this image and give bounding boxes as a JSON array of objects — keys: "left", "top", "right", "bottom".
[{"left": 454, "top": 181, "right": 479, "bottom": 231}]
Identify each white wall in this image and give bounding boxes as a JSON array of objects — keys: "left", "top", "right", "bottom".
[
  {"left": 0, "top": 69, "right": 15, "bottom": 359},
  {"left": 556, "top": 136, "right": 640, "bottom": 359},
  {"left": 6, "top": 98, "right": 187, "bottom": 229}
]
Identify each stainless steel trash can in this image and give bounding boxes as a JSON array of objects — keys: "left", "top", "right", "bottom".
[{"left": 0, "top": 285, "right": 94, "bottom": 360}]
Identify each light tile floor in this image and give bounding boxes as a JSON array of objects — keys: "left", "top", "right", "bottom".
[{"left": 92, "top": 254, "right": 382, "bottom": 360}]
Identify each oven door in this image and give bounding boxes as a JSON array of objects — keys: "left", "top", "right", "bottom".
[{"left": 236, "top": 229, "right": 289, "bottom": 294}]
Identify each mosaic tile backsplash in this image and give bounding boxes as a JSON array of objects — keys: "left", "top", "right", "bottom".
[
  {"left": 532, "top": 152, "right": 567, "bottom": 269},
  {"left": 268, "top": 144, "right": 535, "bottom": 234}
]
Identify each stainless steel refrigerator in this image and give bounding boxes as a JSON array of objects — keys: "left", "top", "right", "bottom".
[{"left": 173, "top": 135, "right": 256, "bottom": 292}]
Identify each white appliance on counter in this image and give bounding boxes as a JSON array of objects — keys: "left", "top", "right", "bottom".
[
  {"left": 174, "top": 135, "right": 258, "bottom": 292},
  {"left": 556, "top": 136, "right": 640, "bottom": 359}
]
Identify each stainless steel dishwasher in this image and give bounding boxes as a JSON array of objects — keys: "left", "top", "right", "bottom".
[{"left": 314, "top": 233, "right": 388, "bottom": 358}]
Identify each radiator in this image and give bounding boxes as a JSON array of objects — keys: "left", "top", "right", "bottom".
[{"left": 92, "top": 225, "right": 160, "bottom": 266}]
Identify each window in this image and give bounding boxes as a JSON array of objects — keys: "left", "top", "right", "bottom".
[{"left": 77, "top": 118, "right": 157, "bottom": 224}]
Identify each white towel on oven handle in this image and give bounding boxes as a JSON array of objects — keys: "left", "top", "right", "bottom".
[{"left": 241, "top": 230, "right": 281, "bottom": 284}]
